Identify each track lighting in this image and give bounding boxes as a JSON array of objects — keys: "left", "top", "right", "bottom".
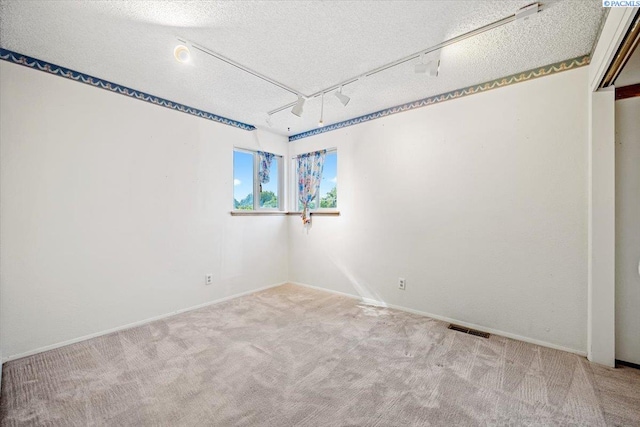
[
  {"left": 415, "top": 54, "right": 440, "bottom": 77},
  {"left": 318, "top": 93, "right": 325, "bottom": 127},
  {"left": 291, "top": 95, "right": 305, "bottom": 117},
  {"left": 189, "top": 4, "right": 540, "bottom": 127},
  {"left": 173, "top": 44, "right": 191, "bottom": 63},
  {"left": 515, "top": 2, "right": 539, "bottom": 21},
  {"left": 334, "top": 86, "right": 350, "bottom": 106},
  {"left": 265, "top": 114, "right": 272, "bottom": 127},
  {"left": 414, "top": 54, "right": 428, "bottom": 74},
  {"left": 427, "top": 59, "right": 440, "bottom": 77}
]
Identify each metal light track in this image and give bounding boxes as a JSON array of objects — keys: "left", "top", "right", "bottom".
[
  {"left": 180, "top": 3, "right": 541, "bottom": 117},
  {"left": 267, "top": 8, "right": 534, "bottom": 115},
  {"left": 180, "top": 39, "right": 301, "bottom": 97}
]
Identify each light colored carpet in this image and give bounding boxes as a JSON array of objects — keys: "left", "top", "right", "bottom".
[{"left": 1, "top": 284, "right": 639, "bottom": 426}]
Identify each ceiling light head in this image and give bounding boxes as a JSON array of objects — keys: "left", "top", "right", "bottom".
[
  {"left": 416, "top": 57, "right": 440, "bottom": 77},
  {"left": 318, "top": 119, "right": 324, "bottom": 127},
  {"left": 414, "top": 63, "right": 428, "bottom": 74},
  {"left": 291, "top": 95, "right": 305, "bottom": 117},
  {"left": 515, "top": 2, "right": 539, "bottom": 21},
  {"left": 334, "top": 87, "right": 351, "bottom": 106},
  {"left": 428, "top": 59, "right": 440, "bottom": 77},
  {"left": 174, "top": 44, "right": 191, "bottom": 63},
  {"left": 414, "top": 53, "right": 427, "bottom": 74}
]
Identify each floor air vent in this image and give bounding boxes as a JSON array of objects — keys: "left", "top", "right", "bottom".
[{"left": 448, "top": 324, "right": 490, "bottom": 339}]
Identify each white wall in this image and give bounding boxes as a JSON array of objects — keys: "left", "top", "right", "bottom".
[
  {"left": 588, "top": 87, "right": 616, "bottom": 367},
  {"left": 615, "top": 96, "right": 640, "bottom": 365},
  {"left": 288, "top": 67, "right": 589, "bottom": 354},
  {"left": 0, "top": 59, "right": 593, "bottom": 360},
  {"left": 0, "top": 61, "right": 289, "bottom": 360}
]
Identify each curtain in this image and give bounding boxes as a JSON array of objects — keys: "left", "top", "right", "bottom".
[
  {"left": 257, "top": 151, "right": 275, "bottom": 184},
  {"left": 297, "top": 150, "right": 326, "bottom": 224}
]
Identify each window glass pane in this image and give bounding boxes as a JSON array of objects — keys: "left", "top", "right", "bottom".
[
  {"left": 296, "top": 151, "right": 336, "bottom": 211},
  {"left": 233, "top": 150, "right": 253, "bottom": 210},
  {"left": 319, "top": 151, "right": 337, "bottom": 208},
  {"left": 260, "top": 156, "right": 279, "bottom": 209}
]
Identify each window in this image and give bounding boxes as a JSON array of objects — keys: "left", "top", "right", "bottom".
[
  {"left": 319, "top": 150, "right": 337, "bottom": 209},
  {"left": 294, "top": 149, "right": 337, "bottom": 211},
  {"left": 233, "top": 148, "right": 283, "bottom": 211}
]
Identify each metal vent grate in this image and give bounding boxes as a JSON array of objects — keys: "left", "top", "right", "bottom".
[{"left": 448, "top": 324, "right": 490, "bottom": 339}]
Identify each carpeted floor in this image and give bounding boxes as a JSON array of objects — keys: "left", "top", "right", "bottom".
[{"left": 1, "top": 284, "right": 639, "bottom": 426}]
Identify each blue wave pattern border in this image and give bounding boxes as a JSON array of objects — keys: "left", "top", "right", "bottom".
[
  {"left": 289, "top": 55, "right": 590, "bottom": 142},
  {"left": 0, "top": 48, "right": 255, "bottom": 131}
]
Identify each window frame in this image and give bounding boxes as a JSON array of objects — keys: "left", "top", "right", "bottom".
[
  {"left": 290, "top": 148, "right": 338, "bottom": 212},
  {"left": 233, "top": 147, "right": 284, "bottom": 212}
]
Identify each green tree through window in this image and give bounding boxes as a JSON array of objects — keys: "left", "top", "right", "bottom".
[
  {"left": 320, "top": 186, "right": 337, "bottom": 208},
  {"left": 233, "top": 149, "right": 282, "bottom": 210}
]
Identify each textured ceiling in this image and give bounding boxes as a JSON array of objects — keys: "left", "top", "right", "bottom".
[{"left": 0, "top": 0, "right": 605, "bottom": 136}]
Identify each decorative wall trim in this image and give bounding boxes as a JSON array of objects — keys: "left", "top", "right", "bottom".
[
  {"left": 0, "top": 48, "right": 255, "bottom": 131},
  {"left": 0, "top": 47, "right": 591, "bottom": 139},
  {"left": 289, "top": 55, "right": 591, "bottom": 141}
]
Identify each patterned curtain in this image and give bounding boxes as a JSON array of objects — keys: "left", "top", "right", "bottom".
[
  {"left": 297, "top": 150, "right": 326, "bottom": 224},
  {"left": 257, "top": 151, "right": 275, "bottom": 184}
]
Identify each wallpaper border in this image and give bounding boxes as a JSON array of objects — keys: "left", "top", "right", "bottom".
[
  {"left": 289, "top": 55, "right": 590, "bottom": 141},
  {"left": 0, "top": 48, "right": 256, "bottom": 131}
]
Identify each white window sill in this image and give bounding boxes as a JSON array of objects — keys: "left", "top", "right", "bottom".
[
  {"left": 230, "top": 211, "right": 340, "bottom": 216},
  {"left": 286, "top": 211, "right": 340, "bottom": 216},
  {"left": 230, "top": 211, "right": 288, "bottom": 216}
]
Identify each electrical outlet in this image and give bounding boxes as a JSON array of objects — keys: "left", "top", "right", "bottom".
[
  {"left": 205, "top": 274, "right": 213, "bottom": 285},
  {"left": 399, "top": 278, "right": 406, "bottom": 290}
]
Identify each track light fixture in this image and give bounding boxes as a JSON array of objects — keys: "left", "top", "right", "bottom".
[
  {"left": 263, "top": 3, "right": 538, "bottom": 125},
  {"left": 181, "top": 4, "right": 543, "bottom": 129},
  {"left": 334, "top": 86, "right": 350, "bottom": 106},
  {"left": 318, "top": 93, "right": 325, "bottom": 127},
  {"left": 265, "top": 114, "right": 273, "bottom": 127},
  {"left": 291, "top": 95, "right": 305, "bottom": 117},
  {"left": 515, "top": 2, "right": 539, "bottom": 21},
  {"left": 415, "top": 54, "right": 440, "bottom": 77},
  {"left": 427, "top": 59, "right": 440, "bottom": 77},
  {"left": 173, "top": 44, "right": 191, "bottom": 63},
  {"left": 414, "top": 54, "right": 428, "bottom": 74}
]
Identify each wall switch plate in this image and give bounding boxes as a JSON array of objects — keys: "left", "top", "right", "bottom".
[
  {"left": 205, "top": 274, "right": 213, "bottom": 285},
  {"left": 399, "top": 278, "right": 406, "bottom": 290}
]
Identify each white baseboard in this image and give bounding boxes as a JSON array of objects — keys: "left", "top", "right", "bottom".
[
  {"left": 288, "top": 281, "right": 587, "bottom": 357},
  {"left": 383, "top": 302, "right": 587, "bottom": 357},
  {"left": 288, "top": 281, "right": 363, "bottom": 300},
  {"left": 3, "top": 282, "right": 288, "bottom": 363},
  {"left": 4, "top": 281, "right": 586, "bottom": 363}
]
